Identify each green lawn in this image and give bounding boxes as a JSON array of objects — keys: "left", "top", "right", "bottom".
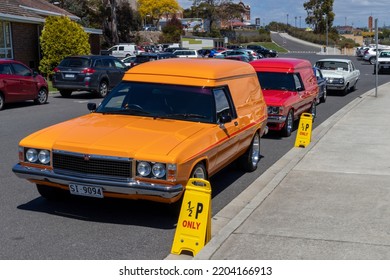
[{"left": 47, "top": 80, "right": 57, "bottom": 93}]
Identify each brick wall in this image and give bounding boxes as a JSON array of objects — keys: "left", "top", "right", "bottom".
[{"left": 11, "top": 22, "right": 40, "bottom": 70}]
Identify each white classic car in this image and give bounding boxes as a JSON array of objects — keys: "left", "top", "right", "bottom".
[
  {"left": 375, "top": 50, "right": 390, "bottom": 74},
  {"left": 314, "top": 58, "right": 360, "bottom": 94}
]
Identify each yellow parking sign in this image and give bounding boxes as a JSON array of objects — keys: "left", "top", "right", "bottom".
[
  {"left": 171, "top": 178, "right": 212, "bottom": 256},
  {"left": 294, "top": 113, "right": 313, "bottom": 148}
]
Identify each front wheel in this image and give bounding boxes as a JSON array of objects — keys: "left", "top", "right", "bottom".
[
  {"left": 282, "top": 110, "right": 294, "bottom": 137},
  {"left": 96, "top": 80, "right": 108, "bottom": 98},
  {"left": 34, "top": 88, "right": 48, "bottom": 105},
  {"left": 239, "top": 132, "right": 260, "bottom": 172},
  {"left": 190, "top": 163, "right": 207, "bottom": 180}
]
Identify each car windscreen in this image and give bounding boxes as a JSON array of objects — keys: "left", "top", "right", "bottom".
[
  {"left": 59, "top": 57, "right": 91, "bottom": 68},
  {"left": 96, "top": 82, "right": 216, "bottom": 123},
  {"left": 256, "top": 72, "right": 297, "bottom": 91},
  {"left": 315, "top": 61, "right": 348, "bottom": 71}
]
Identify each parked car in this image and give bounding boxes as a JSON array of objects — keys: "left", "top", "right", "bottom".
[
  {"left": 126, "top": 52, "right": 177, "bottom": 68},
  {"left": 13, "top": 58, "right": 268, "bottom": 206},
  {"left": 197, "top": 49, "right": 212, "bottom": 57},
  {"left": 100, "top": 44, "right": 139, "bottom": 58},
  {"left": 0, "top": 59, "right": 48, "bottom": 110},
  {"left": 362, "top": 46, "right": 390, "bottom": 64},
  {"left": 313, "top": 67, "right": 327, "bottom": 103},
  {"left": 52, "top": 55, "right": 128, "bottom": 98},
  {"left": 172, "top": 49, "right": 200, "bottom": 58},
  {"left": 314, "top": 58, "right": 360, "bottom": 94},
  {"left": 121, "top": 55, "right": 137, "bottom": 67},
  {"left": 374, "top": 50, "right": 390, "bottom": 74},
  {"left": 250, "top": 58, "right": 318, "bottom": 137},
  {"left": 224, "top": 55, "right": 250, "bottom": 62},
  {"left": 215, "top": 50, "right": 255, "bottom": 61},
  {"left": 246, "top": 45, "right": 278, "bottom": 57}
]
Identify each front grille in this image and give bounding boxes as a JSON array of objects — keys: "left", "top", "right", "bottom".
[{"left": 53, "top": 151, "right": 132, "bottom": 179}]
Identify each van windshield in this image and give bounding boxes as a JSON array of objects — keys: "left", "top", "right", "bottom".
[
  {"left": 256, "top": 72, "right": 297, "bottom": 91},
  {"left": 96, "top": 82, "right": 216, "bottom": 123}
]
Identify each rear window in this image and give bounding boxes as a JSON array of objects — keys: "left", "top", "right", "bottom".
[{"left": 59, "top": 57, "right": 91, "bottom": 68}]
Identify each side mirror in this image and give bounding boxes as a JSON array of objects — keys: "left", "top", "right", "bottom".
[
  {"left": 218, "top": 114, "right": 232, "bottom": 124},
  {"left": 87, "top": 103, "right": 97, "bottom": 112}
]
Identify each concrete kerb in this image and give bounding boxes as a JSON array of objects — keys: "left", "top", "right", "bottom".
[{"left": 192, "top": 83, "right": 388, "bottom": 260}]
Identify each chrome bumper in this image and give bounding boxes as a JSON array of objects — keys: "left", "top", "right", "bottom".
[
  {"left": 267, "top": 115, "right": 287, "bottom": 124},
  {"left": 12, "top": 164, "right": 183, "bottom": 199}
]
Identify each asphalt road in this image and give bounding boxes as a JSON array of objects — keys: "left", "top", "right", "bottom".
[{"left": 1, "top": 36, "right": 389, "bottom": 260}]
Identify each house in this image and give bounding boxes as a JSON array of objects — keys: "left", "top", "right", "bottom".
[{"left": 0, "top": 0, "right": 102, "bottom": 71}]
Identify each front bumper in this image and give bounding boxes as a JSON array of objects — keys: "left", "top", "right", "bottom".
[
  {"left": 267, "top": 115, "right": 287, "bottom": 124},
  {"left": 326, "top": 83, "right": 346, "bottom": 91},
  {"left": 12, "top": 163, "right": 183, "bottom": 200}
]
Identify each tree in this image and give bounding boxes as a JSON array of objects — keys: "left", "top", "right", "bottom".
[
  {"left": 159, "top": 14, "right": 184, "bottom": 43},
  {"left": 303, "top": 0, "right": 335, "bottom": 34},
  {"left": 219, "top": 2, "right": 246, "bottom": 30},
  {"left": 191, "top": 0, "right": 233, "bottom": 32},
  {"left": 137, "top": 0, "right": 181, "bottom": 27},
  {"left": 39, "top": 16, "right": 90, "bottom": 77}
]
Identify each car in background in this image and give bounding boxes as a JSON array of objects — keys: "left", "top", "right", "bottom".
[
  {"left": 246, "top": 45, "right": 278, "bottom": 57},
  {"left": 0, "top": 59, "right": 48, "bottom": 110},
  {"left": 197, "top": 49, "right": 212, "bottom": 57},
  {"left": 250, "top": 58, "right": 318, "bottom": 137},
  {"left": 215, "top": 50, "right": 255, "bottom": 61},
  {"left": 224, "top": 55, "right": 250, "bottom": 62},
  {"left": 374, "top": 50, "right": 390, "bottom": 74},
  {"left": 52, "top": 55, "right": 128, "bottom": 98},
  {"left": 172, "top": 49, "right": 200, "bottom": 58},
  {"left": 121, "top": 55, "right": 137, "bottom": 67},
  {"left": 126, "top": 52, "right": 177, "bottom": 68},
  {"left": 13, "top": 58, "right": 268, "bottom": 207},
  {"left": 362, "top": 46, "right": 390, "bottom": 64},
  {"left": 314, "top": 58, "right": 360, "bottom": 95},
  {"left": 313, "top": 67, "right": 327, "bottom": 103}
]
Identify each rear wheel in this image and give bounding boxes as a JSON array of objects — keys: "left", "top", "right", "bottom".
[
  {"left": 369, "top": 56, "right": 376, "bottom": 65},
  {"left": 319, "top": 87, "right": 327, "bottom": 103},
  {"left": 37, "top": 184, "right": 67, "bottom": 200},
  {"left": 310, "top": 101, "right": 317, "bottom": 121},
  {"left": 239, "top": 132, "right": 260, "bottom": 172}
]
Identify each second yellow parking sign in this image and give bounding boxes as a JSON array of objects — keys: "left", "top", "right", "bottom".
[{"left": 294, "top": 113, "right": 313, "bottom": 148}]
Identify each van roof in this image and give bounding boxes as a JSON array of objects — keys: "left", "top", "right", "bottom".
[
  {"left": 250, "top": 58, "right": 312, "bottom": 72},
  {"left": 124, "top": 58, "right": 256, "bottom": 85}
]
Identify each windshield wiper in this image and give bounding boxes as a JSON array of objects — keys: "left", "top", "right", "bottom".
[
  {"left": 157, "top": 113, "right": 208, "bottom": 119},
  {"left": 101, "top": 108, "right": 151, "bottom": 116}
]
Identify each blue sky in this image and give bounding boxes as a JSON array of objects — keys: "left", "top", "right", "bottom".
[{"left": 177, "top": 0, "right": 390, "bottom": 28}]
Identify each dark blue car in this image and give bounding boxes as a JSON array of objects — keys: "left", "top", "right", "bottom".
[{"left": 313, "top": 67, "right": 327, "bottom": 103}]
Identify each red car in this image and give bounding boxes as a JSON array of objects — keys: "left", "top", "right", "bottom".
[
  {"left": 250, "top": 58, "right": 318, "bottom": 137},
  {"left": 0, "top": 60, "right": 48, "bottom": 110}
]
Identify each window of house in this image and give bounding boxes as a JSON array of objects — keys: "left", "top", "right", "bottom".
[{"left": 0, "top": 21, "right": 13, "bottom": 59}]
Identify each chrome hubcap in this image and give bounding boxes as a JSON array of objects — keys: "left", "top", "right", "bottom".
[{"left": 251, "top": 134, "right": 260, "bottom": 167}]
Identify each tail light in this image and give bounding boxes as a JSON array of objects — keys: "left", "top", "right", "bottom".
[
  {"left": 82, "top": 68, "right": 95, "bottom": 74},
  {"left": 53, "top": 67, "right": 60, "bottom": 73}
]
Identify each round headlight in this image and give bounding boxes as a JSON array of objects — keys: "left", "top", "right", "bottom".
[
  {"left": 137, "top": 161, "right": 151, "bottom": 177},
  {"left": 38, "top": 150, "right": 50, "bottom": 164},
  {"left": 152, "top": 163, "right": 166, "bottom": 178},
  {"left": 26, "top": 149, "right": 38, "bottom": 163}
]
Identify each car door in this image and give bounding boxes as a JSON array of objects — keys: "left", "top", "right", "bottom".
[
  {"left": 0, "top": 63, "right": 21, "bottom": 102},
  {"left": 107, "top": 58, "right": 126, "bottom": 88},
  {"left": 293, "top": 73, "right": 311, "bottom": 116},
  {"left": 10, "top": 62, "right": 37, "bottom": 101},
  {"left": 212, "top": 88, "right": 240, "bottom": 169}
]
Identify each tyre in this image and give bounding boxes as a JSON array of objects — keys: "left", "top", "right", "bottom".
[
  {"left": 310, "top": 102, "right": 317, "bottom": 121},
  {"left": 34, "top": 88, "right": 48, "bottom": 105},
  {"left": 369, "top": 56, "right": 376, "bottom": 65},
  {"left": 96, "top": 80, "right": 108, "bottom": 98},
  {"left": 238, "top": 132, "right": 260, "bottom": 172},
  {"left": 37, "top": 184, "right": 67, "bottom": 200},
  {"left": 282, "top": 110, "right": 294, "bottom": 137},
  {"left": 343, "top": 83, "right": 349, "bottom": 95},
  {"left": 59, "top": 90, "right": 72, "bottom": 97},
  {"left": 0, "top": 93, "right": 4, "bottom": 111},
  {"left": 190, "top": 162, "right": 207, "bottom": 180},
  {"left": 319, "top": 87, "right": 327, "bottom": 103}
]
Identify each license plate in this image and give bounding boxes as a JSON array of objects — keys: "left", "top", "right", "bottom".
[
  {"left": 69, "top": 184, "right": 103, "bottom": 198},
  {"left": 64, "top": 74, "right": 75, "bottom": 78}
]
